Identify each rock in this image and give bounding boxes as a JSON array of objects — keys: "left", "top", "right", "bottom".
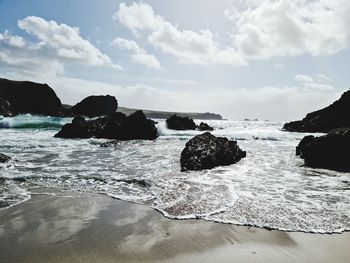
[
  {"left": 55, "top": 110, "right": 158, "bottom": 140},
  {"left": 166, "top": 115, "right": 197, "bottom": 130},
  {"left": 283, "top": 90, "right": 350, "bottom": 133},
  {"left": 180, "top": 132, "right": 246, "bottom": 171},
  {"left": 100, "top": 140, "right": 120, "bottom": 147},
  {"left": 296, "top": 128, "right": 350, "bottom": 171},
  {"left": 0, "top": 97, "right": 12, "bottom": 117},
  {"left": 197, "top": 122, "right": 214, "bottom": 131},
  {"left": 70, "top": 95, "right": 118, "bottom": 117},
  {"left": 0, "top": 78, "right": 65, "bottom": 116},
  {"left": 0, "top": 153, "right": 11, "bottom": 163}
]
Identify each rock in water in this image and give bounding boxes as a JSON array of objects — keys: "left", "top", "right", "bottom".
[
  {"left": 0, "top": 78, "right": 65, "bottom": 116},
  {"left": 283, "top": 90, "right": 350, "bottom": 133},
  {"left": 70, "top": 95, "right": 118, "bottom": 117},
  {"left": 0, "top": 97, "right": 12, "bottom": 117},
  {"left": 197, "top": 122, "right": 214, "bottom": 131},
  {"left": 0, "top": 153, "right": 11, "bottom": 163},
  {"left": 180, "top": 132, "right": 246, "bottom": 171},
  {"left": 296, "top": 128, "right": 350, "bottom": 171},
  {"left": 166, "top": 115, "right": 197, "bottom": 130},
  {"left": 55, "top": 110, "right": 158, "bottom": 140}
]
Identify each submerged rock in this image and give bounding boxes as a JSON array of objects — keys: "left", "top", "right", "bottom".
[
  {"left": 100, "top": 140, "right": 120, "bottom": 147},
  {"left": 296, "top": 128, "right": 350, "bottom": 171},
  {"left": 0, "top": 153, "right": 11, "bottom": 163},
  {"left": 70, "top": 95, "right": 118, "bottom": 117},
  {"left": 166, "top": 115, "right": 196, "bottom": 130},
  {"left": 0, "top": 97, "right": 12, "bottom": 117},
  {"left": 55, "top": 110, "right": 158, "bottom": 140},
  {"left": 197, "top": 122, "right": 214, "bottom": 131},
  {"left": 283, "top": 90, "right": 350, "bottom": 133},
  {"left": 180, "top": 132, "right": 246, "bottom": 171}
]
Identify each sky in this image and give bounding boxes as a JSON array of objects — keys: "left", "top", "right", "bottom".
[{"left": 1, "top": 0, "right": 350, "bottom": 121}]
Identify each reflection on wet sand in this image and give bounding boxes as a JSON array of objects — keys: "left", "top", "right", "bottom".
[{"left": 0, "top": 191, "right": 349, "bottom": 263}]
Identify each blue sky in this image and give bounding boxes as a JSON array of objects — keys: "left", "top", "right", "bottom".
[{"left": 1, "top": 0, "right": 349, "bottom": 121}]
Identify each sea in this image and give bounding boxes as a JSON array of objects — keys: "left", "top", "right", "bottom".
[{"left": 0, "top": 114, "right": 349, "bottom": 233}]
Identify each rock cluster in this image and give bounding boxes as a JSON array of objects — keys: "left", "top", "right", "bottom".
[
  {"left": 180, "top": 132, "right": 246, "bottom": 171},
  {"left": 55, "top": 110, "right": 158, "bottom": 140},
  {"left": 166, "top": 115, "right": 214, "bottom": 131}
]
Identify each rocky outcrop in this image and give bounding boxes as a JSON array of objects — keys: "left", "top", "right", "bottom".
[
  {"left": 296, "top": 128, "right": 350, "bottom": 171},
  {"left": 0, "top": 153, "right": 11, "bottom": 163},
  {"left": 180, "top": 132, "right": 246, "bottom": 171},
  {"left": 0, "top": 98, "right": 12, "bottom": 117},
  {"left": 197, "top": 122, "right": 213, "bottom": 131},
  {"left": 166, "top": 115, "right": 196, "bottom": 130},
  {"left": 0, "top": 78, "right": 65, "bottom": 116},
  {"left": 55, "top": 110, "right": 158, "bottom": 140},
  {"left": 70, "top": 95, "right": 118, "bottom": 117},
  {"left": 283, "top": 90, "right": 350, "bottom": 133}
]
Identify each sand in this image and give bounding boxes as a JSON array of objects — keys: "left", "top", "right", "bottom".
[{"left": 0, "top": 189, "right": 349, "bottom": 263}]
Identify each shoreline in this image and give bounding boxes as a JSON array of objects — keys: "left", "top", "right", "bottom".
[{"left": 1, "top": 190, "right": 350, "bottom": 263}]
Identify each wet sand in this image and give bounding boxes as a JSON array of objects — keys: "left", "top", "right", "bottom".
[{"left": 0, "top": 190, "right": 349, "bottom": 263}]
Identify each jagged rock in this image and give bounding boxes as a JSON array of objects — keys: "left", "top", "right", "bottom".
[
  {"left": 283, "top": 90, "right": 350, "bottom": 133},
  {"left": 70, "top": 95, "right": 118, "bottom": 117},
  {"left": 0, "top": 97, "right": 12, "bottom": 117},
  {"left": 0, "top": 78, "right": 65, "bottom": 116},
  {"left": 0, "top": 153, "right": 11, "bottom": 163},
  {"left": 180, "top": 132, "right": 246, "bottom": 171},
  {"left": 296, "top": 128, "right": 350, "bottom": 171},
  {"left": 197, "top": 122, "right": 214, "bottom": 131},
  {"left": 166, "top": 115, "right": 196, "bottom": 130},
  {"left": 55, "top": 110, "right": 158, "bottom": 140}
]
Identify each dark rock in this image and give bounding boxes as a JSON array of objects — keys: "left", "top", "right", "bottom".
[
  {"left": 296, "top": 135, "right": 314, "bottom": 156},
  {"left": 166, "top": 115, "right": 196, "bottom": 130},
  {"left": 197, "top": 122, "right": 214, "bottom": 131},
  {"left": 0, "top": 78, "right": 65, "bottom": 116},
  {"left": 0, "top": 153, "right": 11, "bottom": 163},
  {"left": 283, "top": 90, "right": 350, "bottom": 133},
  {"left": 296, "top": 128, "right": 350, "bottom": 171},
  {"left": 70, "top": 95, "right": 118, "bottom": 117},
  {"left": 55, "top": 110, "right": 158, "bottom": 140},
  {"left": 0, "top": 97, "right": 12, "bottom": 117},
  {"left": 180, "top": 132, "right": 246, "bottom": 171},
  {"left": 100, "top": 140, "right": 120, "bottom": 147}
]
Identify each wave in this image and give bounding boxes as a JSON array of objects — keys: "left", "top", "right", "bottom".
[{"left": 0, "top": 115, "right": 70, "bottom": 129}]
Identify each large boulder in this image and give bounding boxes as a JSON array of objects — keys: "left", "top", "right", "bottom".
[
  {"left": 296, "top": 128, "right": 350, "bottom": 171},
  {"left": 0, "top": 78, "right": 65, "bottom": 116},
  {"left": 166, "top": 115, "right": 197, "bottom": 130},
  {"left": 70, "top": 95, "right": 118, "bottom": 117},
  {"left": 180, "top": 132, "right": 246, "bottom": 171},
  {"left": 0, "top": 153, "right": 11, "bottom": 163},
  {"left": 0, "top": 98, "right": 12, "bottom": 117},
  {"left": 197, "top": 122, "right": 214, "bottom": 131},
  {"left": 55, "top": 110, "right": 158, "bottom": 140},
  {"left": 283, "top": 90, "right": 350, "bottom": 133}
]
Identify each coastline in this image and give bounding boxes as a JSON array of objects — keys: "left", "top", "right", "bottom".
[{"left": 1, "top": 189, "right": 350, "bottom": 263}]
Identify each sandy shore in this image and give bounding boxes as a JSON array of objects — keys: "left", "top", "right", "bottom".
[{"left": 0, "top": 190, "right": 349, "bottom": 263}]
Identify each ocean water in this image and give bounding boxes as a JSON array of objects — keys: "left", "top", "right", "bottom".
[{"left": 0, "top": 115, "right": 350, "bottom": 233}]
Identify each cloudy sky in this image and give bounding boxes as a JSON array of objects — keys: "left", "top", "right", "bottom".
[{"left": 1, "top": 0, "right": 349, "bottom": 121}]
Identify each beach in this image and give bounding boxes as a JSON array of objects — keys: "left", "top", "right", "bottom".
[{"left": 1, "top": 189, "right": 349, "bottom": 263}]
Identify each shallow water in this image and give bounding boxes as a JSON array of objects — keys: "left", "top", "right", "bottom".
[{"left": 0, "top": 115, "right": 349, "bottom": 233}]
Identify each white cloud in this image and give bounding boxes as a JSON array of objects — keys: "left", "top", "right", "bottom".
[
  {"left": 115, "top": 2, "right": 246, "bottom": 66},
  {"left": 294, "top": 73, "right": 334, "bottom": 91},
  {"left": 116, "top": 1, "right": 350, "bottom": 65},
  {"left": 111, "top": 37, "right": 160, "bottom": 69},
  {"left": 226, "top": 0, "right": 350, "bottom": 59},
  {"left": 0, "top": 16, "right": 122, "bottom": 77}
]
